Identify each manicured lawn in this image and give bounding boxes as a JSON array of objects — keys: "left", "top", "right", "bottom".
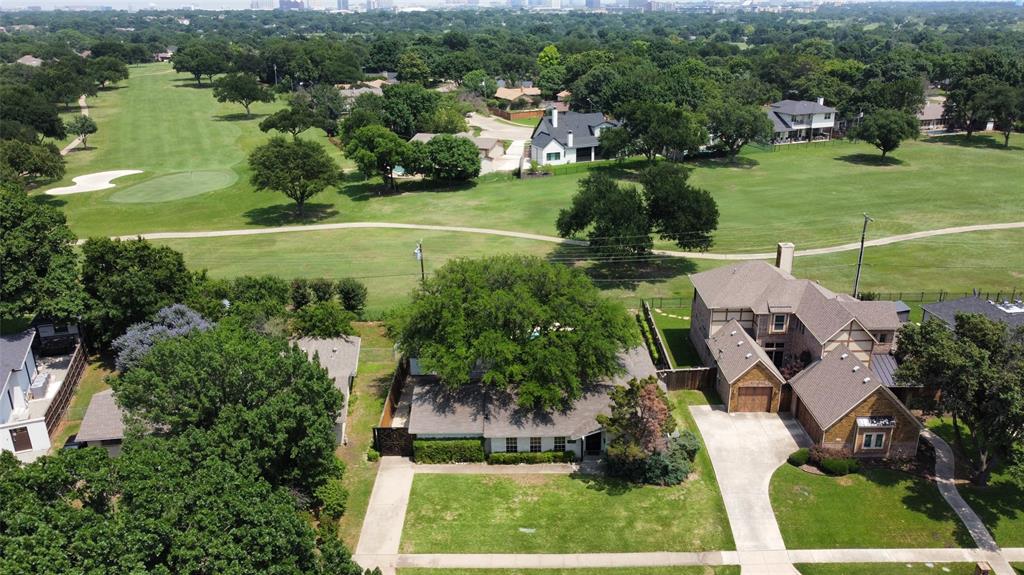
[
  {"left": 770, "top": 464, "right": 974, "bottom": 549},
  {"left": 336, "top": 322, "right": 394, "bottom": 549},
  {"left": 395, "top": 564, "right": 741, "bottom": 568},
  {"left": 795, "top": 564, "right": 979, "bottom": 575},
  {"left": 926, "top": 418, "right": 1024, "bottom": 547},
  {"left": 50, "top": 358, "right": 113, "bottom": 452},
  {"left": 649, "top": 306, "right": 701, "bottom": 368}
]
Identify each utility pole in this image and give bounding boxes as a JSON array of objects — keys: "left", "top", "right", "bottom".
[
  {"left": 414, "top": 241, "right": 424, "bottom": 283},
  {"left": 852, "top": 213, "right": 874, "bottom": 297}
]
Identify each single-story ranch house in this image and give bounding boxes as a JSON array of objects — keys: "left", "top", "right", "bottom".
[
  {"left": 405, "top": 347, "right": 657, "bottom": 459},
  {"left": 921, "top": 296, "right": 1024, "bottom": 329},
  {"left": 410, "top": 132, "right": 505, "bottom": 161},
  {"left": 530, "top": 108, "right": 619, "bottom": 166},
  {"left": 77, "top": 389, "right": 127, "bottom": 456}
]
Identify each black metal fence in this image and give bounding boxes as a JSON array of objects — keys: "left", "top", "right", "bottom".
[{"left": 858, "top": 288, "right": 1022, "bottom": 304}]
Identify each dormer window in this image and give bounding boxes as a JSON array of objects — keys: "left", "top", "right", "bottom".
[{"left": 771, "top": 314, "right": 787, "bottom": 333}]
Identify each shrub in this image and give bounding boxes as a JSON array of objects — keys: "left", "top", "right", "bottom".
[
  {"left": 309, "top": 278, "right": 336, "bottom": 303},
  {"left": 488, "top": 451, "right": 576, "bottom": 465},
  {"left": 290, "top": 278, "right": 312, "bottom": 310},
  {"left": 336, "top": 278, "right": 368, "bottom": 315},
  {"left": 674, "top": 430, "right": 701, "bottom": 460},
  {"left": 641, "top": 449, "right": 693, "bottom": 485},
  {"left": 413, "top": 438, "right": 485, "bottom": 463},
  {"left": 292, "top": 301, "right": 356, "bottom": 338},
  {"left": 366, "top": 448, "right": 380, "bottom": 462},
  {"left": 809, "top": 445, "right": 852, "bottom": 463},
  {"left": 635, "top": 314, "right": 661, "bottom": 366},
  {"left": 820, "top": 457, "right": 859, "bottom": 476},
  {"left": 788, "top": 448, "right": 810, "bottom": 467},
  {"left": 314, "top": 478, "right": 349, "bottom": 519}
]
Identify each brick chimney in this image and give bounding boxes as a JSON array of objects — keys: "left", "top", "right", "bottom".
[{"left": 776, "top": 242, "right": 795, "bottom": 274}]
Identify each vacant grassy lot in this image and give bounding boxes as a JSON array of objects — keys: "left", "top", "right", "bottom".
[
  {"left": 795, "top": 564, "right": 979, "bottom": 575},
  {"left": 400, "top": 471, "right": 732, "bottom": 553},
  {"left": 395, "top": 564, "right": 741, "bottom": 568},
  {"left": 927, "top": 418, "right": 1024, "bottom": 548},
  {"left": 336, "top": 323, "right": 394, "bottom": 549},
  {"left": 770, "top": 465, "right": 973, "bottom": 549}
]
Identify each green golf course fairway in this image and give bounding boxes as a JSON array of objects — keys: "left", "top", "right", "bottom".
[{"left": 108, "top": 170, "right": 238, "bottom": 203}]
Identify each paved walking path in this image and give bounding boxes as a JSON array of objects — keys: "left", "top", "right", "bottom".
[
  {"left": 60, "top": 95, "right": 90, "bottom": 155},
  {"left": 90, "top": 221, "right": 1024, "bottom": 261},
  {"left": 354, "top": 456, "right": 415, "bottom": 573}
]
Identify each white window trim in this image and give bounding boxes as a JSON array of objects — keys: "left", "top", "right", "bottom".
[
  {"left": 554, "top": 436, "right": 566, "bottom": 452},
  {"left": 770, "top": 314, "right": 788, "bottom": 333},
  {"left": 529, "top": 437, "right": 542, "bottom": 453},
  {"left": 862, "top": 432, "right": 885, "bottom": 450},
  {"left": 506, "top": 437, "right": 518, "bottom": 453}
]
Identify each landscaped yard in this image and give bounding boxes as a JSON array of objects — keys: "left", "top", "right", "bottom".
[
  {"left": 395, "top": 564, "right": 741, "bottom": 568},
  {"left": 400, "top": 390, "right": 731, "bottom": 554},
  {"left": 795, "top": 564, "right": 980, "bottom": 575},
  {"left": 648, "top": 305, "right": 701, "bottom": 368},
  {"left": 770, "top": 464, "right": 974, "bottom": 549},
  {"left": 50, "top": 358, "right": 113, "bottom": 451},
  {"left": 336, "top": 322, "right": 394, "bottom": 549},
  {"left": 927, "top": 418, "right": 1024, "bottom": 547}
]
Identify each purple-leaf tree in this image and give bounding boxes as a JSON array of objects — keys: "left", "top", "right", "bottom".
[{"left": 112, "top": 304, "right": 211, "bottom": 372}]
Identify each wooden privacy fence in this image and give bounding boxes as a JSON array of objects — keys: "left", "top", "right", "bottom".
[
  {"left": 373, "top": 357, "right": 416, "bottom": 456},
  {"left": 45, "top": 343, "right": 86, "bottom": 435},
  {"left": 659, "top": 367, "right": 716, "bottom": 391},
  {"left": 641, "top": 300, "right": 671, "bottom": 370}
]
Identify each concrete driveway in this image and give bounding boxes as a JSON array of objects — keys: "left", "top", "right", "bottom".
[
  {"left": 467, "top": 112, "right": 534, "bottom": 141},
  {"left": 690, "top": 406, "right": 811, "bottom": 556}
]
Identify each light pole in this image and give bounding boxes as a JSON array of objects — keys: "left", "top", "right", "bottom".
[
  {"left": 852, "top": 213, "right": 874, "bottom": 297},
  {"left": 414, "top": 241, "right": 425, "bottom": 284}
]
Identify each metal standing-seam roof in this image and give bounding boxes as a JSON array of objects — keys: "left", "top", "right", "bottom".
[{"left": 704, "top": 319, "right": 785, "bottom": 384}]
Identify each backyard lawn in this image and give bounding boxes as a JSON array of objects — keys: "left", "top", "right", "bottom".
[
  {"left": 336, "top": 323, "right": 394, "bottom": 549},
  {"left": 770, "top": 464, "right": 973, "bottom": 549},
  {"left": 400, "top": 389, "right": 732, "bottom": 554},
  {"left": 395, "top": 564, "right": 741, "bottom": 568},
  {"left": 795, "top": 564, "right": 980, "bottom": 575},
  {"left": 649, "top": 305, "right": 701, "bottom": 368},
  {"left": 50, "top": 359, "right": 113, "bottom": 452}
]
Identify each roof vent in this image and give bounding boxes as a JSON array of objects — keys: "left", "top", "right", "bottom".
[
  {"left": 745, "top": 353, "right": 752, "bottom": 359},
  {"left": 863, "top": 377, "right": 871, "bottom": 383},
  {"left": 730, "top": 330, "right": 737, "bottom": 336},
  {"left": 852, "top": 366, "right": 860, "bottom": 372},
  {"left": 736, "top": 341, "right": 743, "bottom": 347},
  {"left": 840, "top": 353, "right": 848, "bottom": 359}
]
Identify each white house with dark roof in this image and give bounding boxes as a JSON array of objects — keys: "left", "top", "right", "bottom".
[
  {"left": 530, "top": 108, "right": 619, "bottom": 165},
  {"left": 767, "top": 98, "right": 836, "bottom": 143}
]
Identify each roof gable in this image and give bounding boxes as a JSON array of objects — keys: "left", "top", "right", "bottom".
[{"left": 705, "top": 319, "right": 785, "bottom": 384}]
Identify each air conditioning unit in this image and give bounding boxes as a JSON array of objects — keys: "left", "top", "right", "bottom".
[{"left": 29, "top": 372, "right": 51, "bottom": 400}]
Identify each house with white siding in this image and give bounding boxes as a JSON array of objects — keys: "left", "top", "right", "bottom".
[
  {"left": 530, "top": 108, "right": 619, "bottom": 166},
  {"left": 766, "top": 99, "right": 836, "bottom": 143},
  {"left": 405, "top": 347, "right": 657, "bottom": 459}
]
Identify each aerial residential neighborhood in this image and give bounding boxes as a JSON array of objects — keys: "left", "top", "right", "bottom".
[{"left": 1, "top": 3, "right": 1023, "bottom": 575}]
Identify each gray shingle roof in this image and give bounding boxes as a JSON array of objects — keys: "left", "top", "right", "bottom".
[
  {"left": 921, "top": 296, "right": 1024, "bottom": 328},
  {"left": 297, "top": 337, "right": 361, "bottom": 437},
  {"left": 768, "top": 111, "right": 792, "bottom": 132},
  {"left": 76, "top": 389, "right": 126, "bottom": 442},
  {"left": 1, "top": 329, "right": 35, "bottom": 389},
  {"left": 531, "top": 111, "right": 618, "bottom": 150},
  {"left": 770, "top": 99, "right": 836, "bottom": 115},
  {"left": 705, "top": 319, "right": 784, "bottom": 384},
  {"left": 407, "top": 347, "right": 657, "bottom": 439}
]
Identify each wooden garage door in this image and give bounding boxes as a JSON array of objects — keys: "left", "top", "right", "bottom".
[{"left": 735, "top": 387, "right": 772, "bottom": 412}]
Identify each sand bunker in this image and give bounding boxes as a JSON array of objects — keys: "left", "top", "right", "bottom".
[{"left": 45, "top": 170, "right": 143, "bottom": 196}]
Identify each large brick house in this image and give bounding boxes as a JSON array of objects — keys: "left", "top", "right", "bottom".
[{"left": 688, "top": 244, "right": 919, "bottom": 456}]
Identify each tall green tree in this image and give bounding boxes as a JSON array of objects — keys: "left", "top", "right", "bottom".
[
  {"left": 556, "top": 172, "right": 652, "bottom": 255},
  {"left": 850, "top": 108, "right": 919, "bottom": 158},
  {"left": 462, "top": 69, "right": 496, "bottom": 98},
  {"left": 0, "top": 184, "right": 83, "bottom": 321},
  {"left": 344, "top": 124, "right": 410, "bottom": 193},
  {"left": 640, "top": 163, "right": 719, "bottom": 252},
  {"left": 80, "top": 237, "right": 195, "bottom": 349},
  {"left": 249, "top": 136, "right": 339, "bottom": 215},
  {"left": 390, "top": 255, "right": 638, "bottom": 410},
  {"left": 87, "top": 55, "right": 129, "bottom": 87},
  {"left": 259, "top": 106, "right": 318, "bottom": 138},
  {"left": 0, "top": 84, "right": 66, "bottom": 140},
  {"left": 707, "top": 100, "right": 773, "bottom": 158},
  {"left": 381, "top": 82, "right": 439, "bottom": 138},
  {"left": 424, "top": 134, "right": 481, "bottom": 181},
  {"left": 616, "top": 102, "right": 706, "bottom": 162},
  {"left": 0, "top": 139, "right": 64, "bottom": 185},
  {"left": 978, "top": 82, "right": 1023, "bottom": 147},
  {"left": 896, "top": 314, "right": 1024, "bottom": 486},
  {"left": 172, "top": 43, "right": 228, "bottom": 86},
  {"left": 65, "top": 114, "right": 97, "bottom": 149},
  {"left": 212, "top": 72, "right": 274, "bottom": 117},
  {"left": 397, "top": 49, "right": 431, "bottom": 84}
]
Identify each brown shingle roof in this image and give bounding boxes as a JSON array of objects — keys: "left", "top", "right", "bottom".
[
  {"left": 407, "top": 347, "right": 657, "bottom": 439},
  {"left": 76, "top": 390, "right": 126, "bottom": 442},
  {"left": 494, "top": 86, "right": 541, "bottom": 101},
  {"left": 705, "top": 320, "right": 784, "bottom": 384}
]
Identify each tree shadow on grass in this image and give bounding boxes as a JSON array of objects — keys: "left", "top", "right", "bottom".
[
  {"left": 834, "top": 154, "right": 905, "bottom": 167},
  {"left": 960, "top": 473, "right": 1024, "bottom": 542},
  {"left": 689, "top": 156, "right": 760, "bottom": 170},
  {"left": 31, "top": 194, "right": 67, "bottom": 209},
  {"left": 923, "top": 134, "right": 1020, "bottom": 151},
  {"left": 340, "top": 176, "right": 479, "bottom": 202},
  {"left": 243, "top": 202, "right": 339, "bottom": 226},
  {"left": 546, "top": 243, "right": 698, "bottom": 291},
  {"left": 571, "top": 474, "right": 638, "bottom": 496},
  {"left": 98, "top": 85, "right": 126, "bottom": 92},
  {"left": 861, "top": 468, "right": 976, "bottom": 547},
  {"left": 215, "top": 112, "right": 267, "bottom": 122},
  {"left": 173, "top": 82, "right": 212, "bottom": 89}
]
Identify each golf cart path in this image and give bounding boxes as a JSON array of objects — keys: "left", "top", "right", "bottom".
[
  {"left": 59, "top": 95, "right": 90, "bottom": 156},
  {"left": 93, "top": 221, "right": 1024, "bottom": 259}
]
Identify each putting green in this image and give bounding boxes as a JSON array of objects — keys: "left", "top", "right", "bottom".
[{"left": 108, "top": 170, "right": 237, "bottom": 203}]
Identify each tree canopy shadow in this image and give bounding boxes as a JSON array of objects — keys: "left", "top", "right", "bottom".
[
  {"left": 923, "top": 134, "right": 1020, "bottom": 151},
  {"left": 690, "top": 156, "right": 760, "bottom": 170},
  {"left": 959, "top": 474, "right": 1024, "bottom": 543},
  {"left": 173, "top": 82, "right": 212, "bottom": 89},
  {"left": 97, "top": 85, "right": 126, "bottom": 92},
  {"left": 861, "top": 468, "right": 975, "bottom": 548},
  {"left": 215, "top": 112, "right": 267, "bottom": 122},
  {"left": 339, "top": 175, "right": 479, "bottom": 202},
  {"left": 570, "top": 474, "right": 638, "bottom": 495},
  {"left": 835, "top": 153, "right": 905, "bottom": 167},
  {"left": 243, "top": 202, "right": 339, "bottom": 226},
  {"left": 31, "top": 193, "right": 67, "bottom": 208},
  {"left": 546, "top": 243, "right": 698, "bottom": 291}
]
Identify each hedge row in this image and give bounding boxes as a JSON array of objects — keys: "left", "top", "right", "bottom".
[
  {"left": 636, "top": 314, "right": 662, "bottom": 366},
  {"left": 412, "top": 439, "right": 486, "bottom": 463},
  {"left": 488, "top": 451, "right": 576, "bottom": 465}
]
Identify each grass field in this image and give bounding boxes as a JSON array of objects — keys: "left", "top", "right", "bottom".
[
  {"left": 770, "top": 465, "right": 973, "bottom": 549},
  {"left": 649, "top": 306, "right": 701, "bottom": 368},
  {"left": 794, "top": 564, "right": 978, "bottom": 575},
  {"left": 395, "top": 564, "right": 741, "bottom": 568}
]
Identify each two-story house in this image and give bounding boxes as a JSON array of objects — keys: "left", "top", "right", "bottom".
[
  {"left": 767, "top": 98, "right": 836, "bottom": 144},
  {"left": 688, "top": 244, "right": 920, "bottom": 457},
  {"left": 530, "top": 108, "right": 619, "bottom": 166}
]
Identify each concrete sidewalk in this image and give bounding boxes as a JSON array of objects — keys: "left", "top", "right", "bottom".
[
  {"left": 398, "top": 552, "right": 739, "bottom": 569},
  {"left": 353, "top": 457, "right": 415, "bottom": 574}
]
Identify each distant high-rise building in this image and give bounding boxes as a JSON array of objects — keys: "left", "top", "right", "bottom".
[
  {"left": 251, "top": 0, "right": 276, "bottom": 9},
  {"left": 585, "top": 0, "right": 599, "bottom": 8},
  {"left": 337, "top": 0, "right": 348, "bottom": 9}
]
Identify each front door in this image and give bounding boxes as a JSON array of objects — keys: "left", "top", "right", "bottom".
[
  {"left": 9, "top": 427, "right": 32, "bottom": 452},
  {"left": 584, "top": 432, "right": 602, "bottom": 456}
]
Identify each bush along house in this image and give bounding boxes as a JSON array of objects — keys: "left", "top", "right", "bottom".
[{"left": 688, "top": 243, "right": 921, "bottom": 457}]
